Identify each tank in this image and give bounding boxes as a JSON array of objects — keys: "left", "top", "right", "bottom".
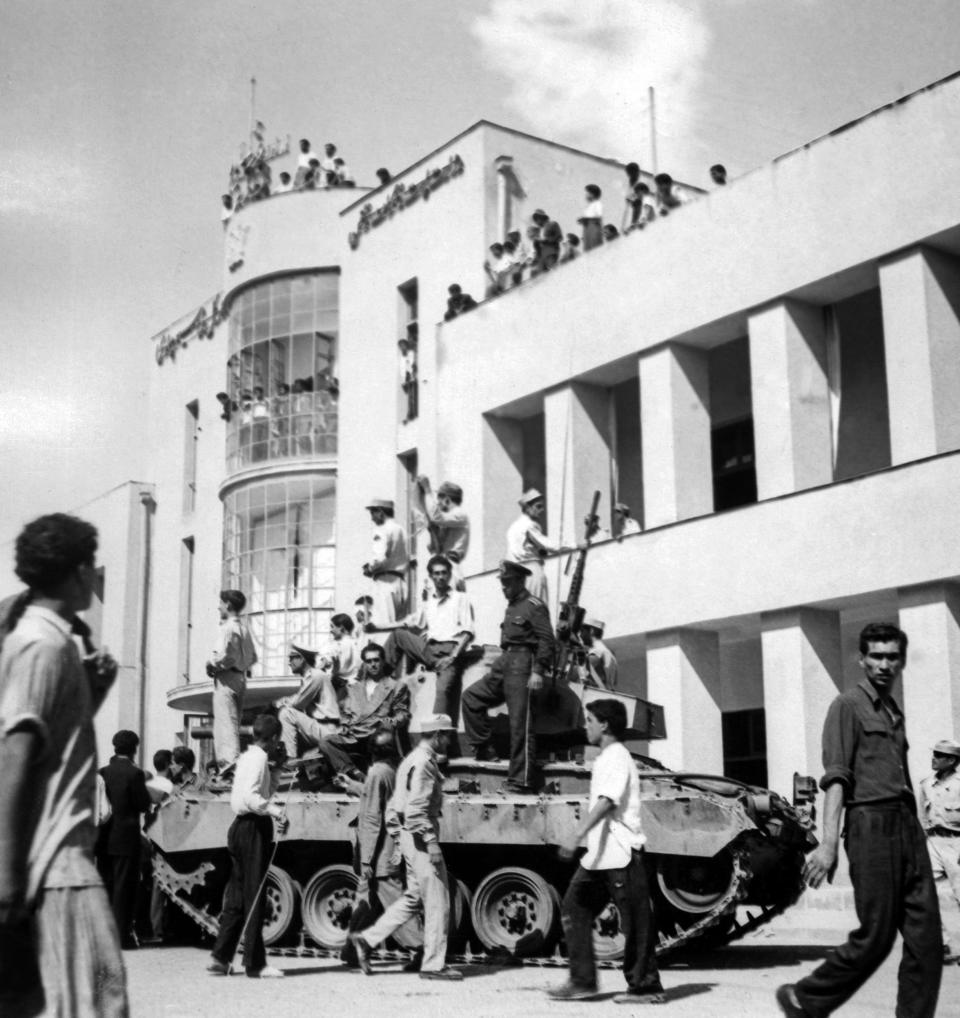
[{"left": 149, "top": 652, "right": 817, "bottom": 961}]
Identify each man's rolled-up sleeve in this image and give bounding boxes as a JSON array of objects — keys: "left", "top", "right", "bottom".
[{"left": 820, "top": 697, "right": 855, "bottom": 793}]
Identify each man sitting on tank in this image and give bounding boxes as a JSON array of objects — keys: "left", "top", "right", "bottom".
[
  {"left": 313, "top": 642, "right": 411, "bottom": 779},
  {"left": 276, "top": 644, "right": 343, "bottom": 761}
]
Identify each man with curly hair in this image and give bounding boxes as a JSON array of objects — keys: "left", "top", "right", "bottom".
[{"left": 0, "top": 513, "right": 128, "bottom": 1016}]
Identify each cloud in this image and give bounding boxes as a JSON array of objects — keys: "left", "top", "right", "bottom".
[
  {"left": 0, "top": 154, "right": 93, "bottom": 221},
  {"left": 471, "top": 0, "right": 711, "bottom": 176}
]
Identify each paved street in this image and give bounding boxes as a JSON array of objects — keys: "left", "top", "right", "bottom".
[{"left": 124, "top": 916, "right": 960, "bottom": 1018}]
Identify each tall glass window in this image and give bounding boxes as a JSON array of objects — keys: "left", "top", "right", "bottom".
[
  {"left": 225, "top": 273, "right": 339, "bottom": 471},
  {"left": 222, "top": 475, "right": 336, "bottom": 676}
]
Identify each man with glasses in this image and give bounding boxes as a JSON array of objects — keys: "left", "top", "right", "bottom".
[
  {"left": 380, "top": 555, "right": 475, "bottom": 741},
  {"left": 315, "top": 643, "right": 410, "bottom": 778}
]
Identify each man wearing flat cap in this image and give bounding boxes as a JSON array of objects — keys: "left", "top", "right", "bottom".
[
  {"left": 505, "top": 488, "right": 573, "bottom": 602},
  {"left": 276, "top": 644, "right": 343, "bottom": 760},
  {"left": 462, "top": 560, "right": 556, "bottom": 793},
  {"left": 350, "top": 714, "right": 462, "bottom": 981},
  {"left": 920, "top": 738, "right": 960, "bottom": 964},
  {"left": 206, "top": 589, "right": 258, "bottom": 769},
  {"left": 580, "top": 617, "right": 618, "bottom": 690},
  {"left": 614, "top": 502, "right": 641, "bottom": 538},
  {"left": 362, "top": 499, "right": 408, "bottom": 627},
  {"left": 415, "top": 475, "right": 470, "bottom": 592}
]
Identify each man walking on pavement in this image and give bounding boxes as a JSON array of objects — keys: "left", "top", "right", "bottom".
[
  {"left": 549, "top": 698, "right": 665, "bottom": 1004},
  {"left": 919, "top": 737, "right": 960, "bottom": 964},
  {"left": 349, "top": 714, "right": 462, "bottom": 981},
  {"left": 777, "top": 622, "right": 942, "bottom": 1018},
  {"left": 462, "top": 560, "right": 555, "bottom": 793},
  {"left": 207, "top": 714, "right": 288, "bottom": 979}
]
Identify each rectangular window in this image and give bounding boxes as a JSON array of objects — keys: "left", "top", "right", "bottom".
[
  {"left": 398, "top": 279, "right": 418, "bottom": 423},
  {"left": 178, "top": 537, "right": 195, "bottom": 682},
  {"left": 722, "top": 707, "right": 767, "bottom": 787},
  {"left": 183, "top": 400, "right": 200, "bottom": 513},
  {"left": 711, "top": 418, "right": 757, "bottom": 511}
]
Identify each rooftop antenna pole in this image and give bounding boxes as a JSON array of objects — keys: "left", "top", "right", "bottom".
[
  {"left": 649, "top": 85, "right": 658, "bottom": 176},
  {"left": 249, "top": 76, "right": 257, "bottom": 145}
]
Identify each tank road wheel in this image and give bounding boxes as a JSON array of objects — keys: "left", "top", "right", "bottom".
[
  {"left": 447, "top": 876, "right": 472, "bottom": 953},
  {"left": 262, "top": 865, "right": 300, "bottom": 946},
  {"left": 471, "top": 867, "right": 559, "bottom": 955},
  {"left": 655, "top": 853, "right": 737, "bottom": 917},
  {"left": 301, "top": 865, "right": 358, "bottom": 949}
]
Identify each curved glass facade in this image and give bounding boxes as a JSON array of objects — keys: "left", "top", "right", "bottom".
[
  {"left": 225, "top": 273, "right": 339, "bottom": 471},
  {"left": 222, "top": 475, "right": 336, "bottom": 676}
]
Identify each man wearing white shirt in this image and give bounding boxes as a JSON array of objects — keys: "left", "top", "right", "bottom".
[
  {"left": 381, "top": 555, "right": 474, "bottom": 731},
  {"left": 294, "top": 138, "right": 319, "bottom": 187},
  {"left": 550, "top": 699, "right": 664, "bottom": 1004},
  {"left": 207, "top": 714, "right": 287, "bottom": 979},
  {"left": 362, "top": 498, "right": 409, "bottom": 626}
]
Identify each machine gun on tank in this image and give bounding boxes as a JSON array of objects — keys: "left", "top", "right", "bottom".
[{"left": 552, "top": 489, "right": 601, "bottom": 687}]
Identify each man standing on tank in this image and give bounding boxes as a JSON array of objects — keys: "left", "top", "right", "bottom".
[
  {"left": 777, "top": 622, "right": 942, "bottom": 1018},
  {"left": 461, "top": 560, "right": 555, "bottom": 794}
]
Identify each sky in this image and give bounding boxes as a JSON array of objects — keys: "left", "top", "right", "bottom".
[{"left": 3, "top": 0, "right": 960, "bottom": 557}]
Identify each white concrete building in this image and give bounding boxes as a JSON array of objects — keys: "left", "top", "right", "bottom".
[{"left": 22, "top": 75, "right": 960, "bottom": 815}]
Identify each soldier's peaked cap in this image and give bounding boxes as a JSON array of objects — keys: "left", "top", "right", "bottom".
[
  {"left": 289, "top": 644, "right": 317, "bottom": 666},
  {"left": 499, "top": 559, "right": 531, "bottom": 579},
  {"left": 421, "top": 713, "right": 456, "bottom": 733},
  {"left": 582, "top": 617, "right": 605, "bottom": 632},
  {"left": 933, "top": 739, "right": 960, "bottom": 757},
  {"left": 519, "top": 488, "right": 543, "bottom": 506}
]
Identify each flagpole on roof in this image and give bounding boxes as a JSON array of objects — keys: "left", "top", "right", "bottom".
[
  {"left": 648, "top": 85, "right": 658, "bottom": 176},
  {"left": 250, "top": 77, "right": 257, "bottom": 146}
]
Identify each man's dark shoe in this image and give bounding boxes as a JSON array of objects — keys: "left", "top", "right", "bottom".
[
  {"left": 206, "top": 959, "right": 231, "bottom": 976},
  {"left": 349, "top": 933, "right": 373, "bottom": 975},
  {"left": 419, "top": 967, "right": 463, "bottom": 981},
  {"left": 546, "top": 981, "right": 598, "bottom": 1001},
  {"left": 614, "top": 990, "right": 666, "bottom": 1004},
  {"left": 776, "top": 984, "right": 810, "bottom": 1018},
  {"left": 402, "top": 950, "right": 423, "bottom": 972}
]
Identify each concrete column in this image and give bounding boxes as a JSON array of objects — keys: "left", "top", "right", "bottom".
[
  {"left": 481, "top": 415, "right": 524, "bottom": 573},
  {"left": 879, "top": 247, "right": 960, "bottom": 463},
  {"left": 646, "top": 629, "right": 722, "bottom": 772},
  {"left": 897, "top": 583, "right": 960, "bottom": 791},
  {"left": 748, "top": 300, "right": 834, "bottom": 499},
  {"left": 760, "top": 608, "right": 843, "bottom": 799},
  {"left": 638, "top": 344, "right": 712, "bottom": 528},
  {"left": 543, "top": 383, "right": 612, "bottom": 547}
]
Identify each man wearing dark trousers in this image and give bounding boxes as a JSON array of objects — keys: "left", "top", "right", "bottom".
[
  {"left": 207, "top": 714, "right": 288, "bottom": 979},
  {"left": 461, "top": 560, "right": 555, "bottom": 793},
  {"left": 549, "top": 699, "right": 664, "bottom": 1003},
  {"left": 100, "top": 729, "right": 152, "bottom": 949},
  {"left": 777, "top": 623, "right": 942, "bottom": 1018}
]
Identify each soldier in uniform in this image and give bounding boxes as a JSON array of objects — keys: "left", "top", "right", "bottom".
[
  {"left": 461, "top": 560, "right": 556, "bottom": 794},
  {"left": 919, "top": 738, "right": 960, "bottom": 964}
]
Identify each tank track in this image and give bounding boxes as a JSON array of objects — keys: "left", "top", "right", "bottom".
[{"left": 153, "top": 844, "right": 794, "bottom": 967}]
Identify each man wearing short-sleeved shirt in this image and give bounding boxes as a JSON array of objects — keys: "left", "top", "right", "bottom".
[
  {"left": 0, "top": 513, "right": 128, "bottom": 1016},
  {"left": 777, "top": 623, "right": 941, "bottom": 1018},
  {"left": 549, "top": 699, "right": 664, "bottom": 1004}
]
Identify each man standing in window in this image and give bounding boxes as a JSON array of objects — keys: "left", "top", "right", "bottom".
[
  {"left": 548, "top": 699, "right": 665, "bottom": 1003},
  {"left": 777, "top": 623, "right": 941, "bottom": 1018},
  {"left": 205, "top": 590, "right": 257, "bottom": 770}
]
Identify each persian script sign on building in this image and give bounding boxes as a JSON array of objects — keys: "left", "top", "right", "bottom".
[
  {"left": 348, "top": 154, "right": 464, "bottom": 250},
  {"left": 153, "top": 294, "right": 226, "bottom": 365}
]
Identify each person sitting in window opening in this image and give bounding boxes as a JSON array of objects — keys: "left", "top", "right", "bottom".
[
  {"left": 274, "top": 171, "right": 293, "bottom": 194},
  {"left": 295, "top": 138, "right": 319, "bottom": 188},
  {"left": 654, "top": 172, "right": 684, "bottom": 215},
  {"left": 333, "top": 157, "right": 355, "bottom": 187},
  {"left": 443, "top": 284, "right": 477, "bottom": 321},
  {"left": 613, "top": 502, "right": 641, "bottom": 537},
  {"left": 375, "top": 167, "right": 392, "bottom": 187},
  {"left": 398, "top": 339, "right": 417, "bottom": 423},
  {"left": 602, "top": 224, "right": 620, "bottom": 242},
  {"left": 221, "top": 194, "right": 234, "bottom": 223},
  {"left": 321, "top": 143, "right": 338, "bottom": 185},
  {"left": 560, "top": 233, "right": 581, "bottom": 262},
  {"left": 579, "top": 185, "right": 604, "bottom": 251},
  {"left": 710, "top": 163, "right": 727, "bottom": 186}
]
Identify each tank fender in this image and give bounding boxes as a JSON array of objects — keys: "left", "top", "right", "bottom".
[{"left": 641, "top": 796, "right": 756, "bottom": 857}]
